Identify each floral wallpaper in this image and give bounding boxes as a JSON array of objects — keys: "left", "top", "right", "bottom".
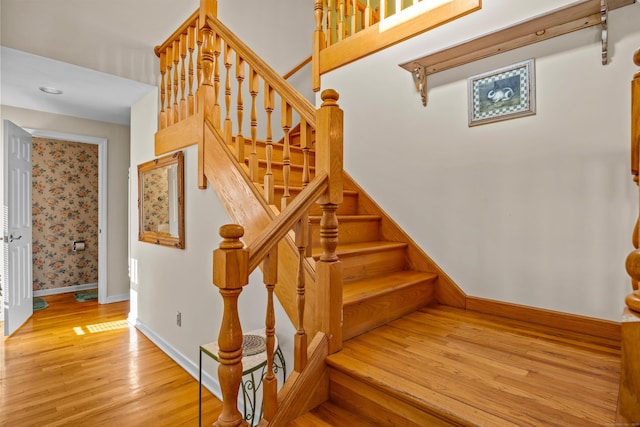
[
  {"left": 32, "top": 138, "right": 99, "bottom": 291},
  {"left": 142, "top": 167, "right": 170, "bottom": 233}
]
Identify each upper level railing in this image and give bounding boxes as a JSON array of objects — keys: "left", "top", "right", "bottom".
[{"left": 313, "top": 0, "right": 481, "bottom": 90}]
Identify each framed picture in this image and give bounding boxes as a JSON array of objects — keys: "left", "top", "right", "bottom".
[{"left": 467, "top": 59, "right": 536, "bottom": 127}]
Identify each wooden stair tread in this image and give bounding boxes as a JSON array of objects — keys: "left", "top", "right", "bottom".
[
  {"left": 343, "top": 270, "right": 437, "bottom": 306},
  {"left": 289, "top": 402, "right": 380, "bottom": 426},
  {"left": 311, "top": 241, "right": 407, "bottom": 258},
  {"left": 326, "top": 305, "right": 621, "bottom": 426}
]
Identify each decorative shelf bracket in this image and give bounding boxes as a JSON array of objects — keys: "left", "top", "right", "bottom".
[
  {"left": 601, "top": 0, "right": 609, "bottom": 65},
  {"left": 412, "top": 64, "right": 427, "bottom": 107}
]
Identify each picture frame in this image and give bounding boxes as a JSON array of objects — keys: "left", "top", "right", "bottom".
[{"left": 467, "top": 59, "right": 536, "bottom": 127}]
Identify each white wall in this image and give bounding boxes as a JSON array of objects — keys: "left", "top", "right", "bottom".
[
  {"left": 322, "top": 3, "right": 640, "bottom": 321},
  {"left": 1, "top": 106, "right": 131, "bottom": 300}
]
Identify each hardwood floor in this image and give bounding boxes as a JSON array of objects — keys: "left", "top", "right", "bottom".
[
  {"left": 0, "top": 293, "right": 222, "bottom": 426},
  {"left": 325, "top": 305, "right": 622, "bottom": 426}
]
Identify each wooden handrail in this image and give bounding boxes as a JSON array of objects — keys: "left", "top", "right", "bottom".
[
  {"left": 154, "top": 9, "right": 199, "bottom": 56},
  {"left": 206, "top": 14, "right": 317, "bottom": 127},
  {"left": 283, "top": 55, "right": 313, "bottom": 80},
  {"left": 248, "top": 173, "right": 328, "bottom": 272}
]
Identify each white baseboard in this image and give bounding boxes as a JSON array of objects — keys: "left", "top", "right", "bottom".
[
  {"left": 34, "top": 283, "right": 97, "bottom": 297},
  {"left": 133, "top": 319, "right": 223, "bottom": 402},
  {"left": 105, "top": 293, "right": 130, "bottom": 303}
]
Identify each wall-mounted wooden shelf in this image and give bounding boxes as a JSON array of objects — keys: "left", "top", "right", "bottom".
[{"left": 399, "top": 0, "right": 635, "bottom": 76}]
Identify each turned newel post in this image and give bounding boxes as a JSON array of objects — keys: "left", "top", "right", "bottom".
[
  {"left": 213, "top": 224, "right": 249, "bottom": 427},
  {"left": 620, "top": 48, "right": 640, "bottom": 424},
  {"left": 316, "top": 89, "right": 344, "bottom": 353},
  {"left": 626, "top": 48, "right": 640, "bottom": 314}
]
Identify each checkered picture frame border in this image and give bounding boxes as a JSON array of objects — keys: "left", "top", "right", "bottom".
[{"left": 468, "top": 59, "right": 536, "bottom": 126}]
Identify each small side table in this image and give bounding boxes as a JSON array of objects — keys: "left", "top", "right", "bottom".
[{"left": 199, "top": 329, "right": 286, "bottom": 427}]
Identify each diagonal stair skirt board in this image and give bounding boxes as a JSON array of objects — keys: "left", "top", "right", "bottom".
[{"left": 74, "top": 289, "right": 98, "bottom": 302}]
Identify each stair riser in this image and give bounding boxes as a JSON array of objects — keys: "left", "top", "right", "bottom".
[
  {"left": 329, "top": 370, "right": 455, "bottom": 427},
  {"left": 336, "top": 247, "right": 406, "bottom": 282},
  {"left": 343, "top": 282, "right": 434, "bottom": 340},
  {"left": 309, "top": 219, "right": 380, "bottom": 248}
]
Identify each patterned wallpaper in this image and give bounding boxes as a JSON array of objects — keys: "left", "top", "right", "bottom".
[
  {"left": 142, "top": 166, "right": 170, "bottom": 233},
  {"left": 32, "top": 138, "right": 99, "bottom": 291}
]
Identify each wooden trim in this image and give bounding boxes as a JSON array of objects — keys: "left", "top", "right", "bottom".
[
  {"left": 320, "top": 0, "right": 480, "bottom": 75},
  {"left": 399, "top": 0, "right": 635, "bottom": 75},
  {"left": 342, "top": 172, "right": 467, "bottom": 308},
  {"left": 206, "top": 14, "right": 316, "bottom": 127},
  {"left": 466, "top": 296, "right": 621, "bottom": 345},
  {"left": 269, "top": 332, "right": 330, "bottom": 426},
  {"left": 154, "top": 112, "right": 203, "bottom": 156},
  {"left": 155, "top": 9, "right": 199, "bottom": 57}
]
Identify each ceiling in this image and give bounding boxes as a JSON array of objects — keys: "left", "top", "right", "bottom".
[{"left": 0, "top": 0, "right": 199, "bottom": 125}]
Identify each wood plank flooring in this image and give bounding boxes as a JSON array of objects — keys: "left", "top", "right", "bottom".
[
  {"left": 0, "top": 293, "right": 222, "bottom": 426},
  {"left": 326, "top": 305, "right": 622, "bottom": 426}
]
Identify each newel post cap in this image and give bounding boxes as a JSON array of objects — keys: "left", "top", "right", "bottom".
[{"left": 213, "top": 224, "right": 249, "bottom": 289}]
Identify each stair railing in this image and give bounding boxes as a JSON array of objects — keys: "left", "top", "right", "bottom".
[
  {"left": 196, "top": 5, "right": 344, "bottom": 426},
  {"left": 212, "top": 89, "right": 343, "bottom": 426},
  {"left": 312, "top": 0, "right": 481, "bottom": 91},
  {"left": 154, "top": 10, "right": 201, "bottom": 130},
  {"left": 622, "top": 47, "right": 640, "bottom": 424}
]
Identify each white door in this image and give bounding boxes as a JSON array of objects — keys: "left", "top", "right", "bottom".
[{"left": 2, "top": 120, "right": 33, "bottom": 336}]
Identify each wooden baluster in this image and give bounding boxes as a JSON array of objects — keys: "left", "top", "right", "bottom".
[
  {"left": 173, "top": 40, "right": 180, "bottom": 123},
  {"left": 180, "top": 33, "right": 188, "bottom": 121},
  {"left": 159, "top": 51, "right": 167, "bottom": 129},
  {"left": 188, "top": 25, "right": 196, "bottom": 116},
  {"left": 364, "top": 0, "right": 373, "bottom": 28},
  {"left": 262, "top": 248, "right": 278, "bottom": 421},
  {"left": 349, "top": 0, "right": 357, "bottom": 36},
  {"left": 224, "top": 43, "right": 233, "bottom": 146},
  {"left": 213, "top": 32, "right": 222, "bottom": 130},
  {"left": 235, "top": 54, "right": 245, "bottom": 163},
  {"left": 325, "top": 0, "right": 334, "bottom": 47},
  {"left": 300, "top": 118, "right": 312, "bottom": 188},
  {"left": 198, "top": 24, "right": 214, "bottom": 190},
  {"left": 249, "top": 67, "right": 259, "bottom": 182},
  {"left": 337, "top": 0, "right": 346, "bottom": 41},
  {"left": 280, "top": 101, "right": 292, "bottom": 210},
  {"left": 294, "top": 216, "right": 309, "bottom": 372},
  {"left": 316, "top": 89, "right": 344, "bottom": 354},
  {"left": 313, "top": 0, "right": 326, "bottom": 93},
  {"left": 166, "top": 45, "right": 174, "bottom": 126},
  {"left": 264, "top": 84, "right": 275, "bottom": 204},
  {"left": 212, "top": 224, "right": 249, "bottom": 427},
  {"left": 196, "top": 24, "right": 203, "bottom": 112}
]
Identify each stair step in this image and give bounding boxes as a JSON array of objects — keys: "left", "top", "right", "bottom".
[
  {"left": 309, "top": 214, "right": 381, "bottom": 247},
  {"left": 312, "top": 241, "right": 408, "bottom": 282},
  {"left": 270, "top": 186, "right": 359, "bottom": 215},
  {"left": 289, "top": 401, "right": 380, "bottom": 426},
  {"left": 342, "top": 271, "right": 437, "bottom": 340}
]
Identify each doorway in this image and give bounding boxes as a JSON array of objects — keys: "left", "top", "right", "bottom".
[{"left": 26, "top": 129, "right": 107, "bottom": 305}]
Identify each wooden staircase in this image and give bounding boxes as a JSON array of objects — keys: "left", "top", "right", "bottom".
[
  {"left": 151, "top": 4, "right": 637, "bottom": 424},
  {"left": 225, "top": 129, "right": 622, "bottom": 427}
]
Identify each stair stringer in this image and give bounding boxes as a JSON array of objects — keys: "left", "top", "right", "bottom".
[{"left": 342, "top": 172, "right": 466, "bottom": 308}]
